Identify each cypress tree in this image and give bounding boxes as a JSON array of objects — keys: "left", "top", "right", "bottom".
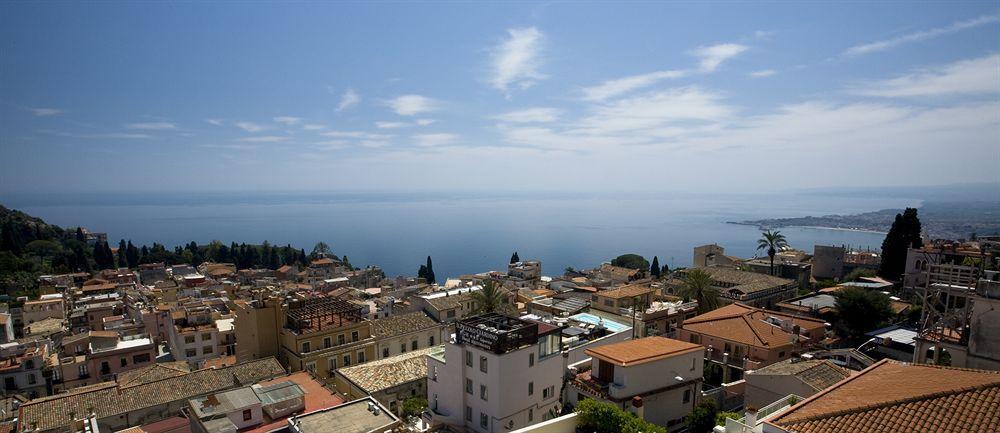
[
  {"left": 510, "top": 252, "right": 520, "bottom": 264},
  {"left": 126, "top": 240, "right": 140, "bottom": 268},
  {"left": 117, "top": 239, "right": 128, "bottom": 268},
  {"left": 425, "top": 256, "right": 436, "bottom": 284},
  {"left": 878, "top": 207, "right": 923, "bottom": 281},
  {"left": 418, "top": 264, "right": 428, "bottom": 281},
  {"left": 75, "top": 227, "right": 86, "bottom": 243},
  {"left": 650, "top": 256, "right": 661, "bottom": 278}
]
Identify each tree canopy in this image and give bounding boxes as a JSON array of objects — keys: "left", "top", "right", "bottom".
[
  {"left": 650, "top": 256, "right": 661, "bottom": 278},
  {"left": 611, "top": 253, "right": 649, "bottom": 270},
  {"left": 510, "top": 251, "right": 520, "bottom": 264},
  {"left": 679, "top": 268, "right": 721, "bottom": 314},
  {"left": 685, "top": 399, "right": 719, "bottom": 433},
  {"left": 470, "top": 280, "right": 512, "bottom": 314},
  {"left": 757, "top": 230, "right": 789, "bottom": 276},
  {"left": 575, "top": 398, "right": 666, "bottom": 433},
  {"left": 878, "top": 208, "right": 923, "bottom": 281},
  {"left": 834, "top": 285, "right": 894, "bottom": 337}
]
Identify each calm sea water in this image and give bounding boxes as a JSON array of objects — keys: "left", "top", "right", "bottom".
[{"left": 0, "top": 191, "right": 919, "bottom": 279}]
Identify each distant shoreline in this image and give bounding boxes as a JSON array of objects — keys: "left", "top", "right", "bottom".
[{"left": 727, "top": 221, "right": 887, "bottom": 235}]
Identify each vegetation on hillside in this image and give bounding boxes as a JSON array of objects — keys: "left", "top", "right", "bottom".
[{"left": 611, "top": 253, "right": 649, "bottom": 270}]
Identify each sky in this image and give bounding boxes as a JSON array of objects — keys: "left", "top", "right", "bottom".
[{"left": 1, "top": 2, "right": 998, "bottom": 194}]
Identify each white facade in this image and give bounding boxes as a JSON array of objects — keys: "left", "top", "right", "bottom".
[{"left": 427, "top": 328, "right": 562, "bottom": 432}]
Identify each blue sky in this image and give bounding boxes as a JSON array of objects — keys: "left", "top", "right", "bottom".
[{"left": 1, "top": 2, "right": 998, "bottom": 194}]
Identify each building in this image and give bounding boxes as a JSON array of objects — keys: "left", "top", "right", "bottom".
[
  {"left": 774, "top": 293, "right": 838, "bottom": 318},
  {"left": 18, "top": 357, "right": 286, "bottom": 433},
  {"left": 0, "top": 314, "right": 13, "bottom": 344},
  {"left": 693, "top": 244, "right": 741, "bottom": 268},
  {"left": 50, "top": 331, "right": 157, "bottom": 392},
  {"left": 0, "top": 340, "right": 48, "bottom": 398},
  {"left": 810, "top": 245, "right": 844, "bottom": 281},
  {"left": 234, "top": 298, "right": 283, "bottom": 363},
  {"left": 167, "top": 306, "right": 221, "bottom": 364},
  {"left": 589, "top": 283, "right": 656, "bottom": 315},
  {"left": 670, "top": 268, "right": 797, "bottom": 308},
  {"left": 371, "top": 312, "right": 444, "bottom": 359},
  {"left": 566, "top": 336, "right": 705, "bottom": 431},
  {"left": 678, "top": 303, "right": 828, "bottom": 384},
  {"left": 22, "top": 295, "right": 65, "bottom": 326},
  {"left": 508, "top": 261, "right": 541, "bottom": 283},
  {"left": 278, "top": 297, "right": 375, "bottom": 382},
  {"left": 426, "top": 313, "right": 563, "bottom": 433},
  {"left": 743, "top": 358, "right": 851, "bottom": 410},
  {"left": 413, "top": 286, "right": 483, "bottom": 323},
  {"left": 334, "top": 346, "right": 437, "bottom": 416},
  {"left": 725, "top": 359, "right": 1000, "bottom": 433},
  {"left": 913, "top": 268, "right": 1000, "bottom": 370},
  {"left": 286, "top": 396, "right": 400, "bottom": 433},
  {"left": 857, "top": 325, "right": 920, "bottom": 362}
]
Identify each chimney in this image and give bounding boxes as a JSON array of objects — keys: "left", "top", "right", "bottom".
[
  {"left": 744, "top": 405, "right": 758, "bottom": 430},
  {"left": 631, "top": 396, "right": 644, "bottom": 420}
]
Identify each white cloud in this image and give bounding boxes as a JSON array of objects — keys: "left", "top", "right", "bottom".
[
  {"left": 415, "top": 119, "right": 436, "bottom": 126},
  {"left": 27, "top": 107, "right": 62, "bottom": 117},
  {"left": 337, "top": 88, "right": 360, "bottom": 112},
  {"left": 843, "top": 13, "right": 1000, "bottom": 57},
  {"left": 749, "top": 69, "right": 777, "bottom": 78},
  {"left": 302, "top": 124, "right": 327, "bottom": 131},
  {"left": 490, "top": 27, "right": 547, "bottom": 96},
  {"left": 576, "top": 86, "right": 733, "bottom": 133},
  {"left": 386, "top": 95, "right": 438, "bottom": 116},
  {"left": 322, "top": 130, "right": 393, "bottom": 140},
  {"left": 581, "top": 70, "right": 687, "bottom": 101},
  {"left": 273, "top": 116, "right": 302, "bottom": 125},
  {"left": 205, "top": 119, "right": 225, "bottom": 126},
  {"left": 238, "top": 136, "right": 289, "bottom": 143},
  {"left": 88, "top": 132, "right": 153, "bottom": 139},
  {"left": 692, "top": 43, "right": 749, "bottom": 72},
  {"left": 414, "top": 133, "right": 459, "bottom": 147},
  {"left": 852, "top": 54, "right": 1000, "bottom": 97},
  {"left": 125, "top": 122, "right": 176, "bottom": 130},
  {"left": 235, "top": 122, "right": 265, "bottom": 132},
  {"left": 494, "top": 107, "right": 563, "bottom": 123},
  {"left": 375, "top": 121, "right": 411, "bottom": 129},
  {"left": 314, "top": 140, "right": 349, "bottom": 150}
]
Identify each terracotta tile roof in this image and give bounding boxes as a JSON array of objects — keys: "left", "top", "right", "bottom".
[
  {"left": 243, "top": 372, "right": 344, "bottom": 433},
  {"left": 585, "top": 336, "right": 702, "bottom": 367},
  {"left": 424, "top": 291, "right": 475, "bottom": 311},
  {"left": 749, "top": 359, "right": 851, "bottom": 392},
  {"left": 767, "top": 359, "right": 1000, "bottom": 433},
  {"left": 681, "top": 303, "right": 826, "bottom": 348},
  {"left": 371, "top": 312, "right": 439, "bottom": 339},
  {"left": 688, "top": 267, "right": 794, "bottom": 293},
  {"left": 597, "top": 283, "right": 656, "bottom": 299},
  {"left": 337, "top": 347, "right": 436, "bottom": 393},
  {"left": 117, "top": 361, "right": 191, "bottom": 387},
  {"left": 19, "top": 358, "right": 285, "bottom": 432}
]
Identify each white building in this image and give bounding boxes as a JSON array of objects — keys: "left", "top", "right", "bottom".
[
  {"left": 565, "top": 336, "right": 705, "bottom": 431},
  {"left": 426, "top": 313, "right": 563, "bottom": 433}
]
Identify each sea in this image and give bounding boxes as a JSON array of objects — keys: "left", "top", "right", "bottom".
[{"left": 0, "top": 191, "right": 920, "bottom": 280}]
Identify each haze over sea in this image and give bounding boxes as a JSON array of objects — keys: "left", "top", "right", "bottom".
[{"left": 0, "top": 191, "right": 918, "bottom": 280}]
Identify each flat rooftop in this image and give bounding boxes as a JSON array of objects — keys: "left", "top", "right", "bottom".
[{"left": 289, "top": 397, "right": 398, "bottom": 433}]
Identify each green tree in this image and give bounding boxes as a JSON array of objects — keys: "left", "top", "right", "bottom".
[
  {"left": 510, "top": 251, "right": 520, "bottom": 264},
  {"left": 401, "top": 397, "right": 428, "bottom": 418},
  {"left": 679, "top": 268, "right": 721, "bottom": 314},
  {"left": 575, "top": 399, "right": 665, "bottom": 433},
  {"left": 126, "top": 240, "right": 140, "bottom": 268},
  {"left": 877, "top": 208, "right": 923, "bottom": 281},
  {"left": 685, "top": 399, "right": 719, "bottom": 433},
  {"left": 311, "top": 242, "right": 331, "bottom": 258},
  {"left": 650, "top": 256, "right": 661, "bottom": 278},
  {"left": 844, "top": 267, "right": 876, "bottom": 282},
  {"left": 116, "top": 239, "right": 128, "bottom": 268},
  {"left": 834, "top": 286, "right": 893, "bottom": 337},
  {"left": 611, "top": 253, "right": 649, "bottom": 270},
  {"left": 0, "top": 221, "right": 23, "bottom": 254},
  {"left": 425, "top": 256, "right": 436, "bottom": 284},
  {"left": 470, "top": 280, "right": 512, "bottom": 314},
  {"left": 756, "top": 229, "right": 789, "bottom": 276}
]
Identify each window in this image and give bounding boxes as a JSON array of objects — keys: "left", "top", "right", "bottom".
[
  {"left": 691, "top": 357, "right": 697, "bottom": 371},
  {"left": 429, "top": 335, "right": 435, "bottom": 346},
  {"left": 542, "top": 386, "right": 554, "bottom": 400},
  {"left": 683, "top": 389, "right": 691, "bottom": 404},
  {"left": 400, "top": 342, "right": 406, "bottom": 353},
  {"left": 302, "top": 342, "right": 311, "bottom": 353},
  {"left": 465, "top": 378, "right": 473, "bottom": 394},
  {"left": 446, "top": 310, "right": 455, "bottom": 319},
  {"left": 201, "top": 332, "right": 212, "bottom": 341},
  {"left": 480, "top": 413, "right": 488, "bottom": 428},
  {"left": 79, "top": 365, "right": 88, "bottom": 377},
  {"left": 480, "top": 356, "right": 487, "bottom": 373},
  {"left": 202, "top": 345, "right": 213, "bottom": 354},
  {"left": 328, "top": 357, "right": 337, "bottom": 371},
  {"left": 465, "top": 406, "right": 472, "bottom": 421},
  {"left": 529, "top": 353, "right": 534, "bottom": 367},
  {"left": 343, "top": 354, "right": 351, "bottom": 366},
  {"left": 25, "top": 360, "right": 34, "bottom": 369},
  {"left": 351, "top": 331, "right": 359, "bottom": 342},
  {"left": 604, "top": 299, "right": 613, "bottom": 307},
  {"left": 357, "top": 351, "right": 366, "bottom": 363},
  {"left": 338, "top": 334, "right": 345, "bottom": 345},
  {"left": 383, "top": 348, "right": 390, "bottom": 358},
  {"left": 242, "top": 409, "right": 252, "bottom": 421},
  {"left": 689, "top": 334, "right": 701, "bottom": 344},
  {"left": 465, "top": 351, "right": 472, "bottom": 367},
  {"left": 724, "top": 342, "right": 732, "bottom": 354},
  {"left": 324, "top": 337, "right": 332, "bottom": 348},
  {"left": 528, "top": 381, "right": 534, "bottom": 396},
  {"left": 412, "top": 340, "right": 418, "bottom": 351},
  {"left": 120, "top": 358, "right": 127, "bottom": 367},
  {"left": 184, "top": 335, "right": 195, "bottom": 344},
  {"left": 778, "top": 351, "right": 786, "bottom": 358},
  {"left": 27, "top": 374, "right": 36, "bottom": 385},
  {"left": 528, "top": 408, "right": 533, "bottom": 422},
  {"left": 480, "top": 384, "right": 488, "bottom": 401},
  {"left": 100, "top": 361, "right": 110, "bottom": 375},
  {"left": 133, "top": 353, "right": 151, "bottom": 364},
  {"left": 186, "top": 348, "right": 197, "bottom": 358},
  {"left": 305, "top": 362, "right": 316, "bottom": 373}
]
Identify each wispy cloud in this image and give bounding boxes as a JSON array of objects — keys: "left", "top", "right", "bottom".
[
  {"left": 843, "top": 13, "right": 1000, "bottom": 57},
  {"left": 581, "top": 70, "right": 687, "bottom": 101},
  {"left": 386, "top": 95, "right": 438, "bottom": 116},
  {"left": 27, "top": 107, "right": 62, "bottom": 117},
  {"left": 273, "top": 116, "right": 301, "bottom": 125},
  {"left": 851, "top": 54, "right": 1000, "bottom": 97},
  {"left": 494, "top": 107, "right": 563, "bottom": 123},
  {"left": 375, "top": 121, "right": 411, "bottom": 129},
  {"left": 577, "top": 86, "right": 733, "bottom": 133},
  {"left": 414, "top": 133, "right": 459, "bottom": 147},
  {"left": 692, "top": 43, "right": 748, "bottom": 72},
  {"left": 302, "top": 124, "right": 327, "bottom": 131},
  {"left": 205, "top": 119, "right": 225, "bottom": 126},
  {"left": 749, "top": 69, "right": 777, "bottom": 78},
  {"left": 415, "top": 119, "right": 436, "bottom": 126},
  {"left": 235, "top": 121, "right": 265, "bottom": 132},
  {"left": 238, "top": 135, "right": 289, "bottom": 143},
  {"left": 87, "top": 132, "right": 153, "bottom": 139},
  {"left": 125, "top": 122, "right": 176, "bottom": 130},
  {"left": 490, "top": 27, "right": 547, "bottom": 96},
  {"left": 322, "top": 130, "right": 393, "bottom": 140},
  {"left": 337, "top": 88, "right": 360, "bottom": 112}
]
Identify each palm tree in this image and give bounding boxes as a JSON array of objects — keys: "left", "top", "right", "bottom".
[
  {"left": 757, "top": 229, "right": 789, "bottom": 276},
  {"left": 470, "top": 280, "right": 512, "bottom": 314},
  {"left": 679, "top": 269, "right": 721, "bottom": 314}
]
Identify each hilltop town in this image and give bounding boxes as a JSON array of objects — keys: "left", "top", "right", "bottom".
[{"left": 1, "top": 206, "right": 999, "bottom": 433}]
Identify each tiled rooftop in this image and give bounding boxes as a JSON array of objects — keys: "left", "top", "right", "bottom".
[
  {"left": 681, "top": 303, "right": 826, "bottom": 348},
  {"left": 691, "top": 267, "right": 794, "bottom": 292},
  {"left": 19, "top": 358, "right": 285, "bottom": 432},
  {"left": 597, "top": 282, "right": 656, "bottom": 299},
  {"left": 749, "top": 359, "right": 851, "bottom": 391},
  {"left": 586, "top": 336, "right": 702, "bottom": 367},
  {"left": 337, "top": 347, "right": 437, "bottom": 393},
  {"left": 767, "top": 359, "right": 1000, "bottom": 433},
  {"left": 117, "top": 361, "right": 191, "bottom": 387},
  {"left": 370, "top": 312, "right": 438, "bottom": 339}
]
